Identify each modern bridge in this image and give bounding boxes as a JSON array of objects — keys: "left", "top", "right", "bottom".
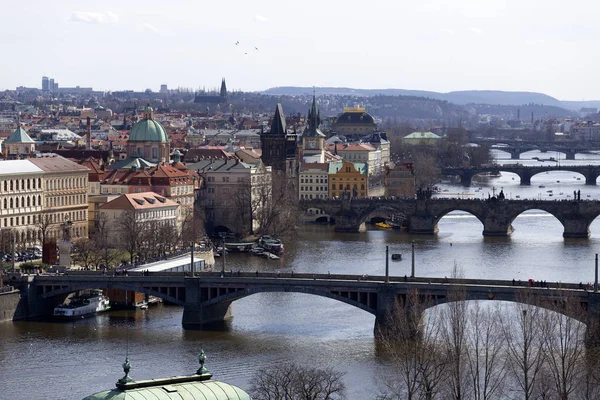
[
  {"left": 12, "top": 272, "right": 600, "bottom": 338},
  {"left": 441, "top": 164, "right": 600, "bottom": 186},
  {"left": 300, "top": 198, "right": 600, "bottom": 237}
]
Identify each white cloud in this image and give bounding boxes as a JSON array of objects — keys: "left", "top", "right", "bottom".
[
  {"left": 254, "top": 14, "right": 268, "bottom": 23},
  {"left": 70, "top": 11, "right": 119, "bottom": 25},
  {"left": 469, "top": 27, "right": 483, "bottom": 34}
]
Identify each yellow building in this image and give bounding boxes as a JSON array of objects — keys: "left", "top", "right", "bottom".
[{"left": 328, "top": 161, "right": 368, "bottom": 199}]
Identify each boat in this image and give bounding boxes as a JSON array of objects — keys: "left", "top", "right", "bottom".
[
  {"left": 577, "top": 178, "right": 581, "bottom": 180},
  {"left": 546, "top": 190, "right": 553, "bottom": 193},
  {"left": 376, "top": 222, "right": 392, "bottom": 229},
  {"left": 53, "top": 289, "right": 111, "bottom": 320},
  {"left": 258, "top": 236, "right": 285, "bottom": 255},
  {"left": 265, "top": 252, "right": 280, "bottom": 260},
  {"left": 588, "top": 195, "right": 592, "bottom": 198},
  {"left": 391, "top": 254, "right": 402, "bottom": 261},
  {"left": 515, "top": 195, "right": 520, "bottom": 198},
  {"left": 224, "top": 242, "right": 254, "bottom": 253},
  {"left": 538, "top": 185, "right": 546, "bottom": 188},
  {"left": 557, "top": 180, "right": 560, "bottom": 183},
  {"left": 251, "top": 246, "right": 265, "bottom": 256}
]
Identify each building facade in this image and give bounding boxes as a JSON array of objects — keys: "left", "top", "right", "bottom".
[
  {"left": 0, "top": 160, "right": 44, "bottom": 245},
  {"left": 30, "top": 156, "right": 90, "bottom": 241},
  {"left": 384, "top": 162, "right": 416, "bottom": 198},
  {"left": 328, "top": 161, "right": 368, "bottom": 199},
  {"left": 298, "top": 163, "right": 329, "bottom": 200}
]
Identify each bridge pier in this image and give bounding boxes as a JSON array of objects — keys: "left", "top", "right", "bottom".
[
  {"left": 333, "top": 215, "right": 366, "bottom": 233},
  {"left": 408, "top": 215, "right": 438, "bottom": 235},
  {"left": 585, "top": 172, "right": 597, "bottom": 185},
  {"left": 565, "top": 151, "right": 576, "bottom": 160},
  {"left": 562, "top": 219, "right": 590, "bottom": 238},
  {"left": 182, "top": 278, "right": 233, "bottom": 330}
]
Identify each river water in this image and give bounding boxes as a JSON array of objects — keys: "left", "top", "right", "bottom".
[{"left": 4, "top": 150, "right": 600, "bottom": 399}]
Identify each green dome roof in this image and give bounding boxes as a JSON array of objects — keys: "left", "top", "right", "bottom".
[
  {"left": 82, "top": 379, "right": 251, "bottom": 400},
  {"left": 129, "top": 118, "right": 168, "bottom": 143}
]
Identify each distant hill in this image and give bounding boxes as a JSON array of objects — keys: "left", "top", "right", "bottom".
[{"left": 263, "top": 87, "right": 571, "bottom": 108}]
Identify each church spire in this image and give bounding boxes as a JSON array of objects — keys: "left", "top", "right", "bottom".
[
  {"left": 304, "top": 94, "right": 324, "bottom": 138},
  {"left": 268, "top": 103, "right": 286, "bottom": 136}
]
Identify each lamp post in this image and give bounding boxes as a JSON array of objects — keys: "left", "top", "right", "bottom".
[
  {"left": 411, "top": 241, "right": 415, "bottom": 278},
  {"left": 385, "top": 245, "right": 389, "bottom": 283},
  {"left": 190, "top": 241, "right": 195, "bottom": 277},
  {"left": 218, "top": 232, "right": 226, "bottom": 275}
]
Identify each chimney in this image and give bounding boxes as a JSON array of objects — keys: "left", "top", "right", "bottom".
[{"left": 86, "top": 116, "right": 92, "bottom": 150}]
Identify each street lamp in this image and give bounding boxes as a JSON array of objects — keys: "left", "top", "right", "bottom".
[
  {"left": 411, "top": 241, "right": 415, "bottom": 278},
  {"left": 218, "top": 232, "right": 226, "bottom": 275}
]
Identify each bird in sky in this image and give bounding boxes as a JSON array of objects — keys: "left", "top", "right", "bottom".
[
  {"left": 255, "top": 46, "right": 259, "bottom": 51},
  {"left": 235, "top": 41, "right": 239, "bottom": 45}
]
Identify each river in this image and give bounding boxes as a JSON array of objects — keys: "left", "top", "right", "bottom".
[{"left": 3, "top": 149, "right": 600, "bottom": 399}]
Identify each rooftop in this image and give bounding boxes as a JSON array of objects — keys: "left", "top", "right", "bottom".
[{"left": 0, "top": 160, "right": 44, "bottom": 176}]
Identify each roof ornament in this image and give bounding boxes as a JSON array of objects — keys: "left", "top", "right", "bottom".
[
  {"left": 118, "top": 357, "right": 134, "bottom": 384},
  {"left": 196, "top": 349, "right": 210, "bottom": 375}
]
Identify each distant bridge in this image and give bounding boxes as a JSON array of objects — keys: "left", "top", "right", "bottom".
[
  {"left": 300, "top": 198, "right": 600, "bottom": 237},
  {"left": 12, "top": 272, "right": 600, "bottom": 338},
  {"left": 441, "top": 164, "right": 600, "bottom": 186},
  {"left": 470, "top": 139, "right": 600, "bottom": 160}
]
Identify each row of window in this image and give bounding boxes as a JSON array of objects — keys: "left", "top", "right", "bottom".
[
  {"left": 300, "top": 178, "right": 328, "bottom": 184},
  {"left": 1, "top": 195, "right": 42, "bottom": 210},
  {"left": 1, "top": 178, "right": 42, "bottom": 192},
  {"left": 299, "top": 194, "right": 327, "bottom": 199},
  {"left": 46, "top": 194, "right": 87, "bottom": 208},
  {"left": 300, "top": 186, "right": 328, "bottom": 192},
  {"left": 47, "top": 176, "right": 87, "bottom": 190}
]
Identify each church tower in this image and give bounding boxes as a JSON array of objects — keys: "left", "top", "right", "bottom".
[
  {"left": 220, "top": 78, "right": 227, "bottom": 99},
  {"left": 301, "top": 94, "right": 326, "bottom": 163},
  {"left": 260, "top": 103, "right": 298, "bottom": 177}
]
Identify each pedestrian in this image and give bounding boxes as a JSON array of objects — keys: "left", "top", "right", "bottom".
[
  {"left": 328, "top": 271, "right": 331, "bottom": 279},
  {"left": 255, "top": 270, "right": 258, "bottom": 277},
  {"left": 512, "top": 278, "right": 515, "bottom": 286}
]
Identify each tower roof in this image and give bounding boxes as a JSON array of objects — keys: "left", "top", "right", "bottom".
[
  {"left": 5, "top": 125, "right": 35, "bottom": 143},
  {"left": 268, "top": 103, "right": 286, "bottom": 136},
  {"left": 304, "top": 95, "right": 325, "bottom": 138}
]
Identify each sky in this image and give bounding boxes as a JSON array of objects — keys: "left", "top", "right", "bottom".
[{"left": 1, "top": 0, "right": 598, "bottom": 100}]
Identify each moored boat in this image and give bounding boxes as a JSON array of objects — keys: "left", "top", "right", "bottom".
[
  {"left": 53, "top": 289, "right": 111, "bottom": 320},
  {"left": 259, "top": 236, "right": 285, "bottom": 255}
]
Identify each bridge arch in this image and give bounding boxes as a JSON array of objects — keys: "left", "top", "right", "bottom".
[
  {"left": 38, "top": 282, "right": 185, "bottom": 306},
  {"left": 431, "top": 208, "right": 485, "bottom": 233},
  {"left": 355, "top": 204, "right": 410, "bottom": 228},
  {"left": 200, "top": 286, "right": 378, "bottom": 316}
]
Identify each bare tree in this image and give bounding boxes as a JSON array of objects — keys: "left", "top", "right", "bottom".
[
  {"left": 500, "top": 291, "right": 547, "bottom": 400},
  {"left": 71, "top": 238, "right": 99, "bottom": 270},
  {"left": 465, "top": 301, "right": 507, "bottom": 400},
  {"left": 93, "top": 213, "right": 120, "bottom": 269},
  {"left": 118, "top": 210, "right": 143, "bottom": 264},
  {"left": 35, "top": 211, "right": 53, "bottom": 245},
  {"left": 249, "top": 362, "right": 346, "bottom": 400},
  {"left": 377, "top": 292, "right": 448, "bottom": 400},
  {"left": 441, "top": 285, "right": 470, "bottom": 400},
  {"left": 541, "top": 295, "right": 587, "bottom": 400}
]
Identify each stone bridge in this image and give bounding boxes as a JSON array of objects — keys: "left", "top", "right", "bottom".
[
  {"left": 300, "top": 198, "right": 600, "bottom": 237},
  {"left": 13, "top": 272, "right": 600, "bottom": 339},
  {"left": 470, "top": 140, "right": 600, "bottom": 160},
  {"left": 442, "top": 165, "right": 600, "bottom": 186}
]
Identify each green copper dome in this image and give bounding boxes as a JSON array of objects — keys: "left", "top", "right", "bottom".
[
  {"left": 82, "top": 380, "right": 252, "bottom": 400},
  {"left": 129, "top": 105, "right": 168, "bottom": 143}
]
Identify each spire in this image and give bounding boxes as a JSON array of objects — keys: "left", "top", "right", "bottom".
[
  {"left": 303, "top": 94, "right": 324, "bottom": 138},
  {"left": 220, "top": 78, "right": 227, "bottom": 98},
  {"left": 268, "top": 103, "right": 286, "bottom": 136}
]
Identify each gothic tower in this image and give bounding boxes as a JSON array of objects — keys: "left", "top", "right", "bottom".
[
  {"left": 260, "top": 103, "right": 298, "bottom": 178},
  {"left": 220, "top": 78, "right": 227, "bottom": 99}
]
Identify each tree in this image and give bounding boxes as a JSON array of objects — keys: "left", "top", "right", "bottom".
[
  {"left": 500, "top": 291, "right": 547, "bottom": 400},
  {"left": 540, "top": 295, "right": 587, "bottom": 400},
  {"left": 93, "top": 213, "right": 121, "bottom": 269},
  {"left": 118, "top": 210, "right": 144, "bottom": 264},
  {"left": 465, "top": 301, "right": 507, "bottom": 400},
  {"left": 249, "top": 362, "right": 346, "bottom": 400},
  {"left": 35, "top": 211, "right": 53, "bottom": 246},
  {"left": 377, "top": 292, "right": 448, "bottom": 400},
  {"left": 71, "top": 238, "right": 99, "bottom": 270}
]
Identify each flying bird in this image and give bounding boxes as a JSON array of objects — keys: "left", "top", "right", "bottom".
[
  {"left": 255, "top": 46, "right": 259, "bottom": 51},
  {"left": 235, "top": 41, "right": 239, "bottom": 45}
]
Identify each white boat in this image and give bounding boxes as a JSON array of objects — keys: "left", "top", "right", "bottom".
[
  {"left": 265, "top": 252, "right": 280, "bottom": 260},
  {"left": 53, "top": 289, "right": 111, "bottom": 319}
]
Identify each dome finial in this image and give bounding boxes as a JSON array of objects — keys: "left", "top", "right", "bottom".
[
  {"left": 196, "top": 349, "right": 209, "bottom": 375},
  {"left": 143, "top": 103, "right": 154, "bottom": 120},
  {"left": 118, "top": 357, "right": 134, "bottom": 384}
]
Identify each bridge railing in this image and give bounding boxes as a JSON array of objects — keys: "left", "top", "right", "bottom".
[{"left": 33, "top": 271, "right": 589, "bottom": 292}]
